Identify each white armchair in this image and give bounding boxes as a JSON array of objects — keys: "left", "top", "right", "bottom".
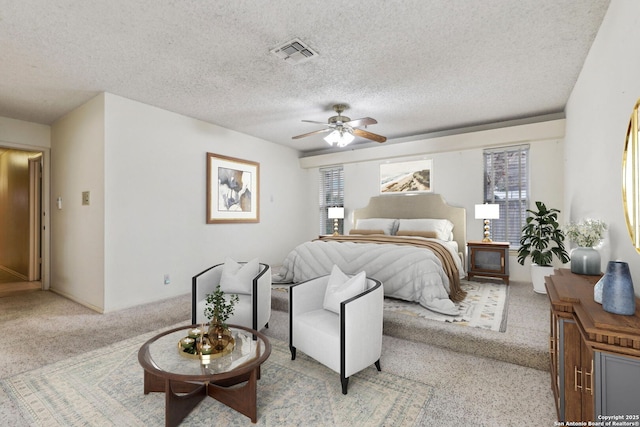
[
  {"left": 289, "top": 269, "right": 383, "bottom": 394},
  {"left": 192, "top": 259, "right": 271, "bottom": 333}
]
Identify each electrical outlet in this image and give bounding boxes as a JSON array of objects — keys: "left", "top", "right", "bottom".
[
  {"left": 164, "top": 274, "right": 170, "bottom": 285},
  {"left": 82, "top": 191, "right": 90, "bottom": 206}
]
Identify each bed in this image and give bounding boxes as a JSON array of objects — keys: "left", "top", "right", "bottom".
[{"left": 273, "top": 193, "right": 467, "bottom": 315}]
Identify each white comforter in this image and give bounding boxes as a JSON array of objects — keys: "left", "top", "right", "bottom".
[{"left": 273, "top": 239, "right": 460, "bottom": 315}]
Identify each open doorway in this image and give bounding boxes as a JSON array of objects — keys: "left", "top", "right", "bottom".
[{"left": 0, "top": 147, "right": 43, "bottom": 296}]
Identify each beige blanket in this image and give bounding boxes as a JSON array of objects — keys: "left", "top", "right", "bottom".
[{"left": 317, "top": 235, "right": 466, "bottom": 302}]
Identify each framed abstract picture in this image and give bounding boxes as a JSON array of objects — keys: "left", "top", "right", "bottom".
[
  {"left": 207, "top": 153, "right": 260, "bottom": 223},
  {"left": 379, "top": 159, "right": 432, "bottom": 193}
]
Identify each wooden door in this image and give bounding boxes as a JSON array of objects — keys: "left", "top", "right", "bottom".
[
  {"left": 581, "top": 341, "right": 594, "bottom": 421},
  {"left": 550, "top": 311, "right": 561, "bottom": 417},
  {"left": 562, "top": 319, "right": 583, "bottom": 421},
  {"left": 28, "top": 156, "right": 42, "bottom": 281}
]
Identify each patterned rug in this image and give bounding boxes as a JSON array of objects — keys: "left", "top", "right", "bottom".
[
  {"left": 384, "top": 280, "right": 509, "bottom": 332},
  {"left": 0, "top": 329, "right": 434, "bottom": 426}
]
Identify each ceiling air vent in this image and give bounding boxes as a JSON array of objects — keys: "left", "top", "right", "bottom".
[{"left": 270, "top": 38, "right": 318, "bottom": 65}]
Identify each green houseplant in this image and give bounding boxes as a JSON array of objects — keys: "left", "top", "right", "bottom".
[
  {"left": 517, "top": 201, "right": 570, "bottom": 293},
  {"left": 203, "top": 285, "right": 239, "bottom": 352},
  {"left": 204, "top": 285, "right": 239, "bottom": 330}
]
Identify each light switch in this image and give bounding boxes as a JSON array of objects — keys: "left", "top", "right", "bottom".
[{"left": 82, "top": 191, "right": 90, "bottom": 206}]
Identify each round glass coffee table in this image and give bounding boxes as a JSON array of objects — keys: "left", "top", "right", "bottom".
[{"left": 138, "top": 324, "right": 271, "bottom": 426}]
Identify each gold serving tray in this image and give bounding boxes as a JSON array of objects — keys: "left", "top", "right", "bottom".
[{"left": 178, "top": 335, "right": 235, "bottom": 362}]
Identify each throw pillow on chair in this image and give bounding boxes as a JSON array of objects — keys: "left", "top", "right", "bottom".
[{"left": 220, "top": 257, "right": 259, "bottom": 295}]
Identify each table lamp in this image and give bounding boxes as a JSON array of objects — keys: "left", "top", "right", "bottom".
[
  {"left": 328, "top": 207, "right": 344, "bottom": 236},
  {"left": 475, "top": 203, "right": 500, "bottom": 242}
]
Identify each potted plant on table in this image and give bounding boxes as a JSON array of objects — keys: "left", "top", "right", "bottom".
[
  {"left": 517, "top": 201, "right": 570, "bottom": 294},
  {"left": 565, "top": 219, "right": 607, "bottom": 276},
  {"left": 204, "top": 285, "right": 239, "bottom": 351}
]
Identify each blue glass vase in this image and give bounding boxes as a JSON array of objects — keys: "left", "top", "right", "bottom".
[{"left": 602, "top": 261, "right": 636, "bottom": 316}]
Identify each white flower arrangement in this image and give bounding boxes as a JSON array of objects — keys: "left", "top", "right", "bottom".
[{"left": 565, "top": 219, "right": 607, "bottom": 248}]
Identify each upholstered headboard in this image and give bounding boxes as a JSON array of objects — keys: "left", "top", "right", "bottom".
[{"left": 352, "top": 194, "right": 467, "bottom": 258}]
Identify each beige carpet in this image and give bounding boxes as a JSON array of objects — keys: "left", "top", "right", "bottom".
[
  {"left": 275, "top": 279, "right": 509, "bottom": 332},
  {"left": 273, "top": 279, "right": 549, "bottom": 370},
  {"left": 0, "top": 290, "right": 191, "bottom": 379},
  {"left": 0, "top": 288, "right": 558, "bottom": 426}
]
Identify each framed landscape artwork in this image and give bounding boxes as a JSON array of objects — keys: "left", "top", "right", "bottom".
[
  {"left": 379, "top": 159, "right": 433, "bottom": 193},
  {"left": 207, "top": 153, "right": 260, "bottom": 223}
]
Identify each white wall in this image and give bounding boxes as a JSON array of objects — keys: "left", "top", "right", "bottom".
[
  {"left": 0, "top": 116, "right": 50, "bottom": 148},
  {"left": 302, "top": 120, "right": 566, "bottom": 282},
  {"left": 51, "top": 94, "right": 106, "bottom": 310},
  {"left": 565, "top": 0, "right": 640, "bottom": 295},
  {"left": 51, "top": 93, "right": 313, "bottom": 312}
]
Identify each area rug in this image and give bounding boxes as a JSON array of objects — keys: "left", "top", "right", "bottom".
[
  {"left": 0, "top": 328, "right": 434, "bottom": 426},
  {"left": 384, "top": 280, "right": 509, "bottom": 332}
]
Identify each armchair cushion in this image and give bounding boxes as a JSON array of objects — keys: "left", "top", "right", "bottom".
[
  {"left": 323, "top": 265, "right": 366, "bottom": 314},
  {"left": 220, "top": 257, "right": 259, "bottom": 295}
]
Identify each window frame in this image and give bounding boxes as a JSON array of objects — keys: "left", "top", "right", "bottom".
[
  {"left": 483, "top": 145, "right": 530, "bottom": 247},
  {"left": 319, "top": 166, "right": 344, "bottom": 235}
]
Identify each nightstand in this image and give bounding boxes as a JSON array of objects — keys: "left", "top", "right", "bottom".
[{"left": 467, "top": 241, "right": 510, "bottom": 285}]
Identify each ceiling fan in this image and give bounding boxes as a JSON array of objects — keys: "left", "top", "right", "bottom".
[{"left": 292, "top": 104, "right": 387, "bottom": 147}]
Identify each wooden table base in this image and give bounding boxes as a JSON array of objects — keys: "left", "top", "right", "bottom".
[{"left": 143, "top": 368, "right": 259, "bottom": 426}]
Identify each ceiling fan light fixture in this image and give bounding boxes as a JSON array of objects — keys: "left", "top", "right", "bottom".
[
  {"left": 293, "top": 104, "right": 385, "bottom": 145},
  {"left": 323, "top": 130, "right": 340, "bottom": 145},
  {"left": 337, "top": 132, "right": 355, "bottom": 147},
  {"left": 324, "top": 130, "right": 354, "bottom": 147}
]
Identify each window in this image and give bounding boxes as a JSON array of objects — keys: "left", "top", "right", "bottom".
[
  {"left": 483, "top": 145, "right": 529, "bottom": 246},
  {"left": 319, "top": 166, "right": 344, "bottom": 235}
]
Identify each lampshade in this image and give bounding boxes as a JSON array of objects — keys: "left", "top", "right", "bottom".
[
  {"left": 328, "top": 207, "right": 344, "bottom": 219},
  {"left": 474, "top": 203, "right": 500, "bottom": 220},
  {"left": 475, "top": 203, "right": 499, "bottom": 242},
  {"left": 324, "top": 130, "right": 355, "bottom": 147}
]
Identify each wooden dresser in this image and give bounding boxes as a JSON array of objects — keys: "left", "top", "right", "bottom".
[{"left": 545, "top": 269, "right": 640, "bottom": 422}]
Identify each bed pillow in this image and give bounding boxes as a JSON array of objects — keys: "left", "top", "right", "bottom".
[
  {"left": 397, "top": 218, "right": 454, "bottom": 241},
  {"left": 349, "top": 229, "right": 386, "bottom": 235},
  {"left": 396, "top": 230, "right": 438, "bottom": 239},
  {"left": 355, "top": 218, "right": 397, "bottom": 235},
  {"left": 323, "top": 265, "right": 367, "bottom": 314},
  {"left": 219, "top": 257, "right": 259, "bottom": 295}
]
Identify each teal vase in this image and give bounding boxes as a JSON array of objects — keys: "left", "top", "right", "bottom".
[
  {"left": 570, "top": 247, "right": 601, "bottom": 275},
  {"left": 602, "top": 261, "right": 636, "bottom": 316}
]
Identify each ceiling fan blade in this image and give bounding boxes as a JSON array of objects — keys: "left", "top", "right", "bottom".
[
  {"left": 292, "top": 128, "right": 332, "bottom": 139},
  {"left": 346, "top": 117, "right": 377, "bottom": 127},
  {"left": 301, "top": 120, "right": 331, "bottom": 125},
  {"left": 353, "top": 128, "right": 387, "bottom": 143}
]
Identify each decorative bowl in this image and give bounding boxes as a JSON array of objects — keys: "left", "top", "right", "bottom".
[
  {"left": 180, "top": 337, "right": 195, "bottom": 349},
  {"left": 188, "top": 328, "right": 202, "bottom": 338},
  {"left": 200, "top": 343, "right": 214, "bottom": 355}
]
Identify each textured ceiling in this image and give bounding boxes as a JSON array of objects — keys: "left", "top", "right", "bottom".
[{"left": 0, "top": 1, "right": 610, "bottom": 153}]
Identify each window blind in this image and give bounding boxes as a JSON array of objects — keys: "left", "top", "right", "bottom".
[
  {"left": 483, "top": 145, "right": 529, "bottom": 246},
  {"left": 319, "top": 166, "right": 344, "bottom": 235}
]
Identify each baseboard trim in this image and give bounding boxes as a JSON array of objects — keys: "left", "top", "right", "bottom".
[
  {"left": 0, "top": 265, "right": 28, "bottom": 281},
  {"left": 49, "top": 288, "right": 104, "bottom": 314}
]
